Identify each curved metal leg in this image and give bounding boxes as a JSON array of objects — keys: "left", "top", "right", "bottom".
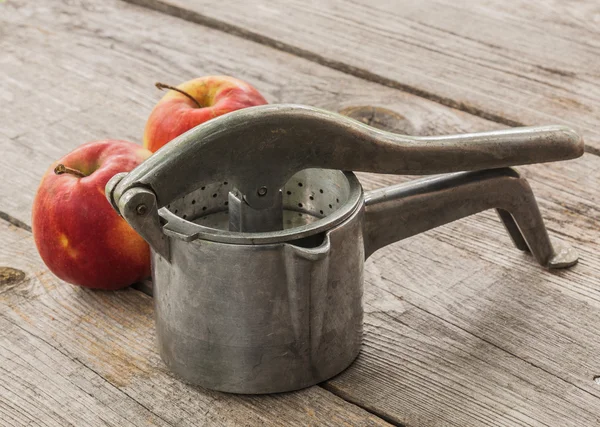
[
  {"left": 363, "top": 168, "right": 578, "bottom": 269},
  {"left": 495, "top": 203, "right": 578, "bottom": 269},
  {"left": 496, "top": 208, "right": 529, "bottom": 251}
]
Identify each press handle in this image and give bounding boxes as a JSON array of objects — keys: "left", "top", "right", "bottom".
[
  {"left": 108, "top": 104, "right": 583, "bottom": 213},
  {"left": 362, "top": 168, "right": 578, "bottom": 269}
]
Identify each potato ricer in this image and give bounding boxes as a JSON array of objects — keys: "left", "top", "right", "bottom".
[{"left": 106, "top": 104, "right": 583, "bottom": 394}]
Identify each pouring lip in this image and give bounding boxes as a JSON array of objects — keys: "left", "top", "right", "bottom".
[{"left": 158, "top": 172, "right": 363, "bottom": 245}]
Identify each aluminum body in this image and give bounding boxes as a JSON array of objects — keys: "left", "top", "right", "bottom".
[
  {"left": 106, "top": 105, "right": 584, "bottom": 393},
  {"left": 154, "top": 203, "right": 365, "bottom": 394}
]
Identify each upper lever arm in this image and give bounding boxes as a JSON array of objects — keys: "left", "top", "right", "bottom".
[{"left": 109, "top": 104, "right": 583, "bottom": 212}]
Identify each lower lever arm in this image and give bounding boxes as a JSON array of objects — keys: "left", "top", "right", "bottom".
[{"left": 363, "top": 168, "right": 578, "bottom": 269}]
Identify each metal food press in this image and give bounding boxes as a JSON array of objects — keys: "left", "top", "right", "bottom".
[{"left": 106, "top": 104, "right": 583, "bottom": 394}]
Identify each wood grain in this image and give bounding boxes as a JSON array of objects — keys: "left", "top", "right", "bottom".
[
  {"left": 3, "top": 155, "right": 600, "bottom": 427},
  {"left": 124, "top": 0, "right": 600, "bottom": 153},
  {"left": 0, "top": 0, "right": 500, "bottom": 226},
  {"left": 2, "top": 0, "right": 600, "bottom": 426},
  {"left": 0, "top": 221, "right": 390, "bottom": 427},
  {"left": 335, "top": 151, "right": 600, "bottom": 426}
]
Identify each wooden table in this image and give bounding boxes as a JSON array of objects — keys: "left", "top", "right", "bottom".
[{"left": 1, "top": 1, "right": 599, "bottom": 425}]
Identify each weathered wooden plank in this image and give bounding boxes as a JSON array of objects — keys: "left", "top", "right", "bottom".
[
  {"left": 0, "top": 0, "right": 500, "bottom": 225},
  {"left": 3, "top": 154, "right": 600, "bottom": 427},
  {"left": 330, "top": 150, "right": 600, "bottom": 426},
  {"left": 125, "top": 0, "right": 600, "bottom": 152},
  {"left": 3, "top": 0, "right": 600, "bottom": 426},
  {"left": 0, "top": 221, "right": 390, "bottom": 427}
]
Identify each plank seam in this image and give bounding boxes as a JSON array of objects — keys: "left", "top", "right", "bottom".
[
  {"left": 119, "top": 0, "right": 524, "bottom": 128},
  {"left": 0, "top": 211, "right": 32, "bottom": 232},
  {"left": 119, "top": 0, "right": 600, "bottom": 157},
  {"left": 320, "top": 382, "right": 407, "bottom": 427}
]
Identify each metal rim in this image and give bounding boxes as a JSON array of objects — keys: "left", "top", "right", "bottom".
[{"left": 159, "top": 172, "right": 363, "bottom": 244}]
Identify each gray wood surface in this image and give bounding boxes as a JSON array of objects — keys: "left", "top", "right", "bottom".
[
  {"left": 0, "top": 221, "right": 389, "bottom": 427},
  {"left": 0, "top": 0, "right": 501, "bottom": 225},
  {"left": 345, "top": 158, "right": 600, "bottom": 426},
  {"left": 1, "top": 0, "right": 600, "bottom": 426},
  {"left": 125, "top": 0, "right": 600, "bottom": 153}
]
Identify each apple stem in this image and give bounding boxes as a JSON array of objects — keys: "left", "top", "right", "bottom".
[
  {"left": 54, "top": 164, "right": 86, "bottom": 178},
  {"left": 155, "top": 82, "right": 202, "bottom": 108}
]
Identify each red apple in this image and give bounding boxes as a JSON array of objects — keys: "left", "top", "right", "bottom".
[
  {"left": 143, "top": 75, "right": 268, "bottom": 152},
  {"left": 32, "top": 140, "right": 152, "bottom": 290}
]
